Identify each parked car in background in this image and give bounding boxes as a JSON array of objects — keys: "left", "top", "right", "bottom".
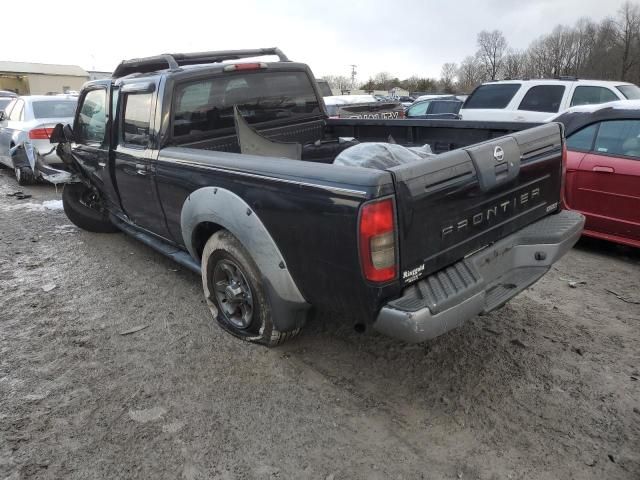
[
  {"left": 460, "top": 78, "right": 640, "bottom": 122},
  {"left": 0, "top": 90, "right": 17, "bottom": 112},
  {"left": 413, "top": 94, "right": 457, "bottom": 103},
  {"left": 405, "top": 96, "right": 463, "bottom": 119},
  {"left": 323, "top": 95, "right": 404, "bottom": 119},
  {"left": 0, "top": 95, "right": 78, "bottom": 183},
  {"left": 551, "top": 100, "right": 640, "bottom": 248},
  {"left": 396, "top": 96, "right": 415, "bottom": 108}
]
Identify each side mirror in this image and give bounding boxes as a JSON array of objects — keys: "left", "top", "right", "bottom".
[
  {"left": 50, "top": 123, "right": 75, "bottom": 144},
  {"left": 0, "top": 111, "right": 5, "bottom": 121}
]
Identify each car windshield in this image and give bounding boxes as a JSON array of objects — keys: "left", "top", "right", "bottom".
[
  {"left": 32, "top": 100, "right": 78, "bottom": 119},
  {"left": 0, "top": 98, "right": 12, "bottom": 110},
  {"left": 616, "top": 84, "right": 640, "bottom": 99},
  {"left": 463, "top": 83, "right": 521, "bottom": 109}
]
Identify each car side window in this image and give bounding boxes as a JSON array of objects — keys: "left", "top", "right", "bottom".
[
  {"left": 566, "top": 123, "right": 599, "bottom": 151},
  {"left": 9, "top": 99, "right": 24, "bottom": 121},
  {"left": 518, "top": 85, "right": 565, "bottom": 113},
  {"left": 2, "top": 98, "right": 17, "bottom": 119},
  {"left": 122, "top": 93, "right": 152, "bottom": 147},
  {"left": 593, "top": 120, "right": 640, "bottom": 159},
  {"left": 407, "top": 101, "right": 429, "bottom": 117},
  {"left": 76, "top": 88, "right": 107, "bottom": 144},
  {"left": 570, "top": 86, "right": 619, "bottom": 107}
]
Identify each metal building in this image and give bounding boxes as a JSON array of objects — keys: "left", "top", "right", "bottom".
[{"left": 0, "top": 61, "right": 89, "bottom": 95}]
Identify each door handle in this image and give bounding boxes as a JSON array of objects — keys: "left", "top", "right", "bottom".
[{"left": 592, "top": 166, "right": 614, "bottom": 173}]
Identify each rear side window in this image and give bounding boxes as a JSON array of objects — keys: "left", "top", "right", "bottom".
[
  {"left": 570, "top": 86, "right": 618, "bottom": 107},
  {"left": 463, "top": 84, "right": 521, "bottom": 109},
  {"left": 172, "top": 71, "right": 321, "bottom": 139},
  {"left": 430, "top": 101, "right": 461, "bottom": 114},
  {"left": 566, "top": 123, "right": 598, "bottom": 151},
  {"left": 122, "top": 93, "right": 152, "bottom": 147},
  {"left": 32, "top": 100, "right": 77, "bottom": 119},
  {"left": 518, "top": 85, "right": 565, "bottom": 113},
  {"left": 593, "top": 120, "right": 640, "bottom": 159},
  {"left": 616, "top": 84, "right": 640, "bottom": 100}
]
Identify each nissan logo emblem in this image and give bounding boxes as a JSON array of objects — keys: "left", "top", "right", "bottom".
[{"left": 493, "top": 146, "right": 505, "bottom": 163}]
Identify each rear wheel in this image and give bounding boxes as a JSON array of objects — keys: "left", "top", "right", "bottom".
[
  {"left": 201, "top": 230, "right": 299, "bottom": 346},
  {"left": 62, "top": 182, "right": 119, "bottom": 233}
]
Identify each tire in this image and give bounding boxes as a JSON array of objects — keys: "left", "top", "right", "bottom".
[
  {"left": 62, "top": 183, "right": 119, "bottom": 233},
  {"left": 15, "top": 167, "right": 35, "bottom": 186},
  {"left": 201, "top": 230, "right": 300, "bottom": 347}
]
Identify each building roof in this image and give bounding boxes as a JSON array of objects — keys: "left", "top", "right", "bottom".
[{"left": 0, "top": 61, "right": 88, "bottom": 77}]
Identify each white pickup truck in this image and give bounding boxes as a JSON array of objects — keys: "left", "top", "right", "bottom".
[{"left": 459, "top": 78, "right": 640, "bottom": 122}]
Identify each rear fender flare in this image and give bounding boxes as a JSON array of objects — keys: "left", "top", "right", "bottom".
[{"left": 180, "top": 187, "right": 308, "bottom": 330}]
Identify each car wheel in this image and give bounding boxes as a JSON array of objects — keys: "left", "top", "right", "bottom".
[
  {"left": 62, "top": 182, "right": 119, "bottom": 233},
  {"left": 201, "top": 230, "right": 300, "bottom": 346},
  {"left": 15, "top": 167, "right": 35, "bottom": 186}
]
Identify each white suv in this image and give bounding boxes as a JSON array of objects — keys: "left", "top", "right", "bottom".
[{"left": 459, "top": 78, "right": 640, "bottom": 122}]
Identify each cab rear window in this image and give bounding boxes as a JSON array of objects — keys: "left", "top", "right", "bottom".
[
  {"left": 172, "top": 71, "right": 321, "bottom": 138},
  {"left": 463, "top": 84, "right": 521, "bottom": 109}
]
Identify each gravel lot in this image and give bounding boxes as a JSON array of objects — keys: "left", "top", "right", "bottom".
[{"left": 1, "top": 169, "right": 639, "bottom": 480}]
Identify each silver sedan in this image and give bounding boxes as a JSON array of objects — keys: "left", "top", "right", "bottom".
[{"left": 0, "top": 95, "right": 77, "bottom": 178}]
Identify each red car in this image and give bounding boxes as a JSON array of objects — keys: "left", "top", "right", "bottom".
[{"left": 554, "top": 101, "right": 640, "bottom": 248}]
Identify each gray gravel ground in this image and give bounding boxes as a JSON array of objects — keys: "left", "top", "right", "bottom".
[{"left": 0, "top": 169, "right": 639, "bottom": 480}]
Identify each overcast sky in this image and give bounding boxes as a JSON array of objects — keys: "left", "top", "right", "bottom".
[{"left": 5, "top": 0, "right": 634, "bottom": 80}]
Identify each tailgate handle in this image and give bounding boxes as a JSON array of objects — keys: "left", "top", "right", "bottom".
[
  {"left": 592, "top": 166, "right": 614, "bottom": 173},
  {"left": 465, "top": 137, "right": 521, "bottom": 192}
]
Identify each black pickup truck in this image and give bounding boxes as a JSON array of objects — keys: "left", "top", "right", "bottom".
[{"left": 50, "top": 47, "right": 584, "bottom": 346}]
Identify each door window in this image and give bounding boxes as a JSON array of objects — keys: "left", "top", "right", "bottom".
[
  {"left": 76, "top": 88, "right": 107, "bottom": 144},
  {"left": 566, "top": 123, "right": 598, "bottom": 152},
  {"left": 122, "top": 93, "right": 152, "bottom": 147},
  {"left": 593, "top": 120, "right": 640, "bottom": 158},
  {"left": 518, "top": 85, "right": 565, "bottom": 113},
  {"left": 9, "top": 99, "right": 24, "bottom": 121},
  {"left": 570, "top": 86, "right": 619, "bottom": 107}
]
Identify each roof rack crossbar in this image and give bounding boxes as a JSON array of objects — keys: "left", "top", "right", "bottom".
[{"left": 112, "top": 47, "right": 289, "bottom": 78}]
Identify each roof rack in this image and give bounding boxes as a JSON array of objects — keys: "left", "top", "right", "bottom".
[{"left": 112, "top": 47, "right": 290, "bottom": 78}]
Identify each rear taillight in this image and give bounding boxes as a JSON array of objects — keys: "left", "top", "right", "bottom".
[
  {"left": 560, "top": 141, "right": 568, "bottom": 209},
  {"left": 29, "top": 128, "right": 53, "bottom": 140},
  {"left": 359, "top": 198, "right": 397, "bottom": 283},
  {"left": 223, "top": 62, "right": 267, "bottom": 72}
]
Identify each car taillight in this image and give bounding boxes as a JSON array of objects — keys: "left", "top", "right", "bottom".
[
  {"left": 223, "top": 62, "right": 267, "bottom": 72},
  {"left": 359, "top": 198, "right": 397, "bottom": 283},
  {"left": 29, "top": 128, "right": 52, "bottom": 140}
]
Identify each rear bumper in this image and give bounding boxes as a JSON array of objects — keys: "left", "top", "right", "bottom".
[{"left": 373, "top": 210, "right": 585, "bottom": 343}]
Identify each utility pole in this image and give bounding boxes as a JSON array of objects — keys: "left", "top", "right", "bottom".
[{"left": 349, "top": 64, "right": 357, "bottom": 90}]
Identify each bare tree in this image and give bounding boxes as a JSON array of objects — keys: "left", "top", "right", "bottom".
[
  {"left": 323, "top": 75, "right": 351, "bottom": 92},
  {"left": 476, "top": 30, "right": 508, "bottom": 80},
  {"left": 502, "top": 50, "right": 526, "bottom": 79},
  {"left": 457, "top": 56, "right": 484, "bottom": 92},
  {"left": 615, "top": 1, "right": 640, "bottom": 80},
  {"left": 439, "top": 62, "right": 458, "bottom": 92},
  {"left": 373, "top": 72, "right": 394, "bottom": 90}
]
